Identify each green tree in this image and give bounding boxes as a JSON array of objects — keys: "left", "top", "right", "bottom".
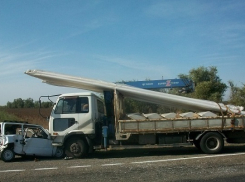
[
  {"left": 34, "top": 101, "right": 40, "bottom": 108},
  {"left": 6, "top": 102, "right": 13, "bottom": 108},
  {"left": 5, "top": 98, "right": 53, "bottom": 108},
  {"left": 228, "top": 81, "right": 245, "bottom": 107},
  {"left": 178, "top": 66, "right": 227, "bottom": 102},
  {"left": 41, "top": 101, "right": 53, "bottom": 108},
  {"left": 24, "top": 98, "right": 34, "bottom": 108},
  {"left": 13, "top": 98, "right": 24, "bottom": 108}
]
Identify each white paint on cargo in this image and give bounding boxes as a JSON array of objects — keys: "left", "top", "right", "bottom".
[
  {"left": 161, "top": 113, "right": 176, "bottom": 119},
  {"left": 179, "top": 112, "right": 194, "bottom": 118},
  {"left": 127, "top": 113, "right": 146, "bottom": 120},
  {"left": 198, "top": 111, "right": 217, "bottom": 117},
  {"left": 143, "top": 113, "right": 162, "bottom": 119}
]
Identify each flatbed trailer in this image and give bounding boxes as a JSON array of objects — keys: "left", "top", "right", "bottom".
[
  {"left": 114, "top": 114, "right": 245, "bottom": 154},
  {"left": 118, "top": 116, "right": 245, "bottom": 134}
]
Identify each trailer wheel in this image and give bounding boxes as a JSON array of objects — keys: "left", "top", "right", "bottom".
[
  {"left": 200, "top": 132, "right": 224, "bottom": 154},
  {"left": 65, "top": 138, "right": 88, "bottom": 158},
  {"left": 1, "top": 148, "right": 15, "bottom": 162},
  {"left": 55, "top": 147, "right": 65, "bottom": 158}
]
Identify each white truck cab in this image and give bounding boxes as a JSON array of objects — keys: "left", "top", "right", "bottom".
[{"left": 48, "top": 92, "right": 105, "bottom": 158}]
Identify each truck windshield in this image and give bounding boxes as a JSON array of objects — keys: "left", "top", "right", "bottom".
[{"left": 54, "top": 97, "right": 89, "bottom": 114}]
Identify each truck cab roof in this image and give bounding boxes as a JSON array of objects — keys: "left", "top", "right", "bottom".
[{"left": 59, "top": 92, "right": 100, "bottom": 97}]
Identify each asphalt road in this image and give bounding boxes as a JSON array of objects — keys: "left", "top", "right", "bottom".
[{"left": 1, "top": 144, "right": 245, "bottom": 182}]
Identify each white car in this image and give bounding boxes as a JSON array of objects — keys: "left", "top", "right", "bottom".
[{"left": 0, "top": 121, "right": 64, "bottom": 162}]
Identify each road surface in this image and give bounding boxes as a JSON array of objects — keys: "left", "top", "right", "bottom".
[{"left": 1, "top": 144, "right": 245, "bottom": 182}]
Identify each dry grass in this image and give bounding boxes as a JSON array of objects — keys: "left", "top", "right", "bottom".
[{"left": 0, "top": 108, "right": 52, "bottom": 129}]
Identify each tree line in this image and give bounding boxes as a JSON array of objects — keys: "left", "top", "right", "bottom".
[{"left": 6, "top": 98, "right": 53, "bottom": 108}]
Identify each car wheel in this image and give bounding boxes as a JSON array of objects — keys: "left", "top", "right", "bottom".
[
  {"left": 1, "top": 148, "right": 15, "bottom": 162},
  {"left": 55, "top": 147, "right": 65, "bottom": 158}
]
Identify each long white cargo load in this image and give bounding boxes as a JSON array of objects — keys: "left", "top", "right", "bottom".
[{"left": 25, "top": 69, "right": 244, "bottom": 115}]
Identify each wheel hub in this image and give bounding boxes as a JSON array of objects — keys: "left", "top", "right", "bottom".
[
  {"left": 207, "top": 138, "right": 218, "bottom": 149},
  {"left": 70, "top": 143, "right": 80, "bottom": 153},
  {"left": 3, "top": 150, "right": 14, "bottom": 160}
]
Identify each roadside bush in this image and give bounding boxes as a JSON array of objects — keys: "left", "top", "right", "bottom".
[
  {"left": 0, "top": 110, "right": 20, "bottom": 122},
  {"left": 6, "top": 98, "right": 52, "bottom": 109}
]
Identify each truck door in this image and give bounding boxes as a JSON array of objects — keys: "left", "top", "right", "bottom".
[{"left": 50, "top": 97, "right": 80, "bottom": 135}]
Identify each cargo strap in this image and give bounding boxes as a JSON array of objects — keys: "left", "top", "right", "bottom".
[{"left": 216, "top": 103, "right": 225, "bottom": 131}]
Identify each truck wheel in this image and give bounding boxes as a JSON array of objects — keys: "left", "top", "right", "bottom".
[
  {"left": 1, "top": 148, "right": 15, "bottom": 162},
  {"left": 55, "top": 147, "right": 65, "bottom": 158},
  {"left": 200, "top": 132, "right": 224, "bottom": 154},
  {"left": 65, "top": 138, "right": 88, "bottom": 158}
]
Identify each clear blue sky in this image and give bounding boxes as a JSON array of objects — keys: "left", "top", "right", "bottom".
[{"left": 0, "top": 0, "right": 245, "bottom": 105}]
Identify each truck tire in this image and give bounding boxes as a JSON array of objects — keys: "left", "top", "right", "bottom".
[
  {"left": 55, "top": 147, "right": 65, "bottom": 158},
  {"left": 1, "top": 148, "right": 15, "bottom": 162},
  {"left": 65, "top": 138, "right": 88, "bottom": 158},
  {"left": 200, "top": 132, "right": 224, "bottom": 154}
]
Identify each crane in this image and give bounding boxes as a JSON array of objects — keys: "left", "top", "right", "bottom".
[{"left": 121, "top": 79, "right": 194, "bottom": 93}]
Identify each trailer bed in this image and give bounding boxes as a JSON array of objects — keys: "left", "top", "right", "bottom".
[{"left": 118, "top": 115, "right": 245, "bottom": 134}]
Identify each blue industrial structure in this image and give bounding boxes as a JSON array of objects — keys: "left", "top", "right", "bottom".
[{"left": 121, "top": 79, "right": 194, "bottom": 93}]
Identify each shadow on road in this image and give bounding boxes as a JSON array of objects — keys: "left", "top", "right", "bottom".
[
  {"left": 11, "top": 143, "right": 245, "bottom": 162},
  {"left": 88, "top": 143, "right": 245, "bottom": 159}
]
